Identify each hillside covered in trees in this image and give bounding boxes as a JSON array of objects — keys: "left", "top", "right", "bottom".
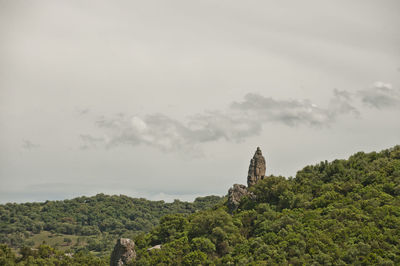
[
  {"left": 1, "top": 145, "right": 400, "bottom": 265},
  {"left": 0, "top": 194, "right": 223, "bottom": 256}
]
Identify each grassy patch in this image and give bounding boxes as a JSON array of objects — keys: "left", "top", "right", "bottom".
[{"left": 26, "top": 231, "right": 85, "bottom": 251}]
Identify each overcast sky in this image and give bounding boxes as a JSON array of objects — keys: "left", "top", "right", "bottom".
[{"left": 0, "top": 0, "right": 399, "bottom": 203}]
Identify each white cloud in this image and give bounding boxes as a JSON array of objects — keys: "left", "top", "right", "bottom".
[
  {"left": 80, "top": 89, "right": 365, "bottom": 153},
  {"left": 358, "top": 82, "right": 400, "bottom": 109},
  {"left": 131, "top": 116, "right": 147, "bottom": 132}
]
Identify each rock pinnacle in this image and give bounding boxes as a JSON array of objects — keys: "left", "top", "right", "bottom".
[{"left": 247, "top": 147, "right": 266, "bottom": 187}]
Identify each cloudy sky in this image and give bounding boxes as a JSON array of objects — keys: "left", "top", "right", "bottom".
[{"left": 0, "top": 0, "right": 399, "bottom": 203}]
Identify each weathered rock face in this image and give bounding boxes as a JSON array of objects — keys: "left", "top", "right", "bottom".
[
  {"left": 227, "top": 147, "right": 267, "bottom": 212},
  {"left": 227, "top": 184, "right": 250, "bottom": 212},
  {"left": 110, "top": 238, "right": 136, "bottom": 266},
  {"left": 247, "top": 147, "right": 266, "bottom": 187}
]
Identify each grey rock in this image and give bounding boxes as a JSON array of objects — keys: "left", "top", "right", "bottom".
[
  {"left": 110, "top": 238, "right": 136, "bottom": 266},
  {"left": 227, "top": 184, "right": 250, "bottom": 212},
  {"left": 227, "top": 147, "right": 267, "bottom": 212},
  {"left": 247, "top": 147, "right": 266, "bottom": 187}
]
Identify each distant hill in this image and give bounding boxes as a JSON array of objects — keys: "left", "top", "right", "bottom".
[
  {"left": 0, "top": 194, "right": 223, "bottom": 255},
  {"left": 1, "top": 145, "right": 399, "bottom": 265}
]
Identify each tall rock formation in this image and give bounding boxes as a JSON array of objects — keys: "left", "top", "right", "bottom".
[
  {"left": 247, "top": 147, "right": 266, "bottom": 187},
  {"left": 110, "top": 238, "right": 136, "bottom": 266},
  {"left": 227, "top": 147, "right": 267, "bottom": 212}
]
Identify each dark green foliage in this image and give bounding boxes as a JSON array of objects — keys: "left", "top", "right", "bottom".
[
  {"left": 191, "top": 237, "right": 216, "bottom": 253},
  {"left": 131, "top": 145, "right": 400, "bottom": 265},
  {"left": 0, "top": 244, "right": 109, "bottom": 265},
  {"left": 1, "top": 145, "right": 400, "bottom": 265},
  {"left": 0, "top": 194, "right": 223, "bottom": 255},
  {"left": 0, "top": 244, "right": 16, "bottom": 265}
]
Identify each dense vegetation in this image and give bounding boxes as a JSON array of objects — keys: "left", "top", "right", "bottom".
[
  {"left": 134, "top": 145, "right": 400, "bottom": 265},
  {"left": 0, "top": 244, "right": 109, "bottom": 265},
  {"left": 1, "top": 145, "right": 400, "bottom": 265},
  {"left": 0, "top": 194, "right": 222, "bottom": 256}
]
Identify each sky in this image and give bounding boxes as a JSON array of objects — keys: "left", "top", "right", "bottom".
[{"left": 0, "top": 0, "right": 399, "bottom": 203}]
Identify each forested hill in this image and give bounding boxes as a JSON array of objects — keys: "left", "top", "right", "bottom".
[
  {"left": 132, "top": 145, "right": 400, "bottom": 265},
  {"left": 0, "top": 194, "right": 223, "bottom": 253},
  {"left": 1, "top": 145, "right": 400, "bottom": 265}
]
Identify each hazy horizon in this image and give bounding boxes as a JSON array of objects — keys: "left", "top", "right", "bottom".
[{"left": 1, "top": 0, "right": 399, "bottom": 204}]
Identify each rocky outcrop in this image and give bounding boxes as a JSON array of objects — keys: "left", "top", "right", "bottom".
[
  {"left": 227, "top": 147, "right": 267, "bottom": 212},
  {"left": 247, "top": 147, "right": 266, "bottom": 187},
  {"left": 227, "top": 184, "right": 251, "bottom": 212},
  {"left": 110, "top": 238, "right": 136, "bottom": 266}
]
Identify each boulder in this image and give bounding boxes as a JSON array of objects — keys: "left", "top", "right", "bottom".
[
  {"left": 227, "top": 184, "right": 250, "bottom": 212},
  {"left": 110, "top": 238, "right": 136, "bottom": 266}
]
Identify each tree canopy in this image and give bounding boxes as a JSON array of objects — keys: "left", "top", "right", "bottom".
[
  {"left": 0, "top": 194, "right": 222, "bottom": 256},
  {"left": 1, "top": 145, "right": 399, "bottom": 265}
]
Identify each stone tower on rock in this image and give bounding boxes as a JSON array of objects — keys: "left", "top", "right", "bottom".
[
  {"left": 227, "top": 147, "right": 267, "bottom": 212},
  {"left": 247, "top": 147, "right": 266, "bottom": 187}
]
